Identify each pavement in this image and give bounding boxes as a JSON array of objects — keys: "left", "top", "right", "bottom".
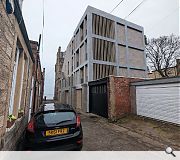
[
  {"left": 79, "top": 112, "right": 180, "bottom": 151},
  {"left": 114, "top": 115, "right": 180, "bottom": 150}
]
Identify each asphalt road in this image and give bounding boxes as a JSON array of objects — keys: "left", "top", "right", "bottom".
[{"left": 80, "top": 113, "right": 165, "bottom": 151}]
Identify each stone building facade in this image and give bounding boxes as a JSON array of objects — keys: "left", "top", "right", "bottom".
[
  {"left": 0, "top": 0, "right": 43, "bottom": 150},
  {"left": 30, "top": 40, "right": 45, "bottom": 115},
  {"left": 55, "top": 6, "right": 147, "bottom": 112},
  {"left": 148, "top": 59, "right": 180, "bottom": 79},
  {"left": 54, "top": 47, "right": 64, "bottom": 102}
]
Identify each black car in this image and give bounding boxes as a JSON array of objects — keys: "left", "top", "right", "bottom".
[{"left": 25, "top": 103, "right": 83, "bottom": 151}]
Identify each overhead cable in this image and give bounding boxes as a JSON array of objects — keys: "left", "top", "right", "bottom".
[
  {"left": 110, "top": 0, "right": 125, "bottom": 13},
  {"left": 124, "top": 0, "right": 147, "bottom": 19}
]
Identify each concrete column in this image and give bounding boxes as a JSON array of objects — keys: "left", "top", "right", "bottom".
[
  {"left": 114, "top": 22, "right": 119, "bottom": 76},
  {"left": 87, "top": 11, "right": 93, "bottom": 113},
  {"left": 142, "top": 29, "right": 148, "bottom": 78},
  {"left": 87, "top": 11, "right": 93, "bottom": 82},
  {"left": 125, "top": 23, "right": 130, "bottom": 77}
]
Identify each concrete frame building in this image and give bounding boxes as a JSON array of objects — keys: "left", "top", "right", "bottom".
[{"left": 55, "top": 6, "right": 147, "bottom": 112}]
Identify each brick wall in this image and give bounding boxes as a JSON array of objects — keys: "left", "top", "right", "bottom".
[{"left": 108, "top": 76, "right": 141, "bottom": 120}]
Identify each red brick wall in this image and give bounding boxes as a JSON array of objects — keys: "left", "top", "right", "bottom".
[{"left": 108, "top": 76, "right": 142, "bottom": 120}]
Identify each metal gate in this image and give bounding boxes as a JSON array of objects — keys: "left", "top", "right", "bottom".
[{"left": 89, "top": 78, "right": 108, "bottom": 118}]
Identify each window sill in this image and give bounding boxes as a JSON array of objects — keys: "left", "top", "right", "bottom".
[{"left": 6, "top": 116, "right": 23, "bottom": 132}]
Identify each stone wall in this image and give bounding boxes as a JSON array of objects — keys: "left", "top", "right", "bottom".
[
  {"left": 0, "top": 0, "right": 16, "bottom": 139},
  {"left": 0, "top": 0, "right": 34, "bottom": 150},
  {"left": 1, "top": 115, "right": 28, "bottom": 150}
]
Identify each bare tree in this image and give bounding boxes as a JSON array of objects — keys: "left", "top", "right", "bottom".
[{"left": 146, "top": 34, "right": 180, "bottom": 77}]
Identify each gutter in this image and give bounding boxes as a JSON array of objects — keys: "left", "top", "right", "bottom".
[{"left": 14, "top": 0, "right": 35, "bottom": 63}]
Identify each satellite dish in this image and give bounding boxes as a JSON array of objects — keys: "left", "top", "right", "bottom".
[{"left": 6, "top": 0, "right": 14, "bottom": 14}]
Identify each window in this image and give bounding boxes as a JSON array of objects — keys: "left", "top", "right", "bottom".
[
  {"left": 9, "top": 47, "right": 20, "bottom": 115},
  {"left": 76, "top": 49, "right": 79, "bottom": 67},
  {"left": 72, "top": 57, "right": 73, "bottom": 72},
  {"left": 85, "top": 41, "right": 87, "bottom": 60},
  {"left": 68, "top": 77, "right": 70, "bottom": 86},
  {"left": 68, "top": 61, "right": 69, "bottom": 75},
  {"left": 80, "top": 21, "right": 84, "bottom": 42},
  {"left": 80, "top": 68, "right": 84, "bottom": 84},
  {"left": 18, "top": 54, "right": 26, "bottom": 110},
  {"left": 36, "top": 111, "right": 76, "bottom": 127}
]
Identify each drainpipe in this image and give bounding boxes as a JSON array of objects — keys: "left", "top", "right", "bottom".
[
  {"left": 32, "top": 35, "right": 41, "bottom": 114},
  {"left": 32, "top": 54, "right": 38, "bottom": 114}
]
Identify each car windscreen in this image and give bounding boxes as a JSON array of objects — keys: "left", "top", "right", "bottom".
[{"left": 35, "top": 111, "right": 76, "bottom": 127}]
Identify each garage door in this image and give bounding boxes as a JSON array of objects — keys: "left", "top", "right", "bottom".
[
  {"left": 65, "top": 91, "right": 69, "bottom": 104},
  {"left": 136, "top": 83, "right": 180, "bottom": 125},
  {"left": 89, "top": 83, "right": 108, "bottom": 118},
  {"left": 76, "top": 89, "right": 82, "bottom": 109}
]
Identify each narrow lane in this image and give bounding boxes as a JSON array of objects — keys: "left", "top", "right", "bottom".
[{"left": 81, "top": 113, "right": 165, "bottom": 151}]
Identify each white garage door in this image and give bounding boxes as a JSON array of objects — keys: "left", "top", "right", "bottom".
[{"left": 136, "top": 83, "right": 180, "bottom": 125}]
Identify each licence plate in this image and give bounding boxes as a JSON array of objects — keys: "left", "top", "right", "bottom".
[{"left": 45, "top": 128, "right": 68, "bottom": 136}]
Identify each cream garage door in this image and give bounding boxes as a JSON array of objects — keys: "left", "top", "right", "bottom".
[
  {"left": 65, "top": 91, "right": 69, "bottom": 104},
  {"left": 136, "top": 83, "right": 180, "bottom": 125},
  {"left": 76, "top": 89, "right": 82, "bottom": 109}
]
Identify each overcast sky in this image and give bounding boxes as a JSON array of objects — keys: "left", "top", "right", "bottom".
[{"left": 22, "top": 0, "right": 179, "bottom": 98}]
